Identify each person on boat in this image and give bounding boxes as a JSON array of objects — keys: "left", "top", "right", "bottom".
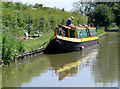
[
  {"left": 90, "top": 19, "right": 95, "bottom": 27},
  {"left": 66, "top": 16, "right": 74, "bottom": 27}
]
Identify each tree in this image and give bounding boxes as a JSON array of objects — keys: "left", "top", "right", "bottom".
[
  {"left": 113, "top": 3, "right": 120, "bottom": 28},
  {"left": 73, "top": 1, "right": 119, "bottom": 29},
  {"left": 33, "top": 4, "right": 43, "bottom": 9},
  {"left": 73, "top": 1, "right": 95, "bottom": 16},
  {"left": 14, "top": 2, "right": 23, "bottom": 10},
  {"left": 2, "top": 2, "right": 14, "bottom": 9},
  {"left": 91, "top": 4, "right": 115, "bottom": 28},
  {"left": 94, "top": 2, "right": 116, "bottom": 7}
]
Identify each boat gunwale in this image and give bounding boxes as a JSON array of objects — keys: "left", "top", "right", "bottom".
[
  {"left": 56, "top": 35, "right": 99, "bottom": 39},
  {"left": 55, "top": 35, "right": 99, "bottom": 43}
]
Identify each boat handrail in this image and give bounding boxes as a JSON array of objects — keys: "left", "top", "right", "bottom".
[{"left": 58, "top": 24, "right": 71, "bottom": 29}]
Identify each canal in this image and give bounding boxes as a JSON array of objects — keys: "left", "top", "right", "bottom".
[{"left": 2, "top": 32, "right": 118, "bottom": 87}]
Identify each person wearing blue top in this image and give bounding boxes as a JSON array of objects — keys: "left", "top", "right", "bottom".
[{"left": 66, "top": 16, "right": 74, "bottom": 27}]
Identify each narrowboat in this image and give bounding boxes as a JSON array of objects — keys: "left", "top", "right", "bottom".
[{"left": 44, "top": 24, "right": 99, "bottom": 54}]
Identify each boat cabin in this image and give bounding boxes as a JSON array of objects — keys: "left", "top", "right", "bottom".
[{"left": 55, "top": 24, "right": 97, "bottom": 38}]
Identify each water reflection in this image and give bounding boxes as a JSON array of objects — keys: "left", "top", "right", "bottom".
[
  {"left": 119, "top": 32, "right": 120, "bottom": 88},
  {"left": 2, "top": 32, "right": 118, "bottom": 87},
  {"left": 0, "top": 66, "right": 2, "bottom": 88},
  {"left": 55, "top": 53, "right": 96, "bottom": 81},
  {"left": 46, "top": 45, "right": 98, "bottom": 81},
  {"left": 93, "top": 32, "right": 118, "bottom": 87},
  {"left": 2, "top": 54, "right": 50, "bottom": 87}
]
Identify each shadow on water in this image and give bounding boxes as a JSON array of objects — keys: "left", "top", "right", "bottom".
[{"left": 2, "top": 32, "right": 118, "bottom": 87}]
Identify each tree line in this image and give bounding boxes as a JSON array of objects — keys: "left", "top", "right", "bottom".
[
  {"left": 1, "top": 2, "right": 88, "bottom": 64},
  {"left": 73, "top": 1, "right": 120, "bottom": 29}
]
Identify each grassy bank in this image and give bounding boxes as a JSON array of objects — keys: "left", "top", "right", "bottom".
[
  {"left": 22, "top": 31, "right": 54, "bottom": 51},
  {"left": 97, "top": 27, "right": 105, "bottom": 36},
  {"left": 108, "top": 27, "right": 119, "bottom": 30}
]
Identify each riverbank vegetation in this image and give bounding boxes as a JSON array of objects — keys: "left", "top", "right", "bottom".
[
  {"left": 73, "top": 2, "right": 120, "bottom": 30},
  {"left": 0, "top": 4, "right": 1, "bottom": 80},
  {"left": 22, "top": 31, "right": 54, "bottom": 51},
  {"left": 97, "top": 27, "right": 105, "bottom": 36},
  {"left": 2, "top": 2, "right": 88, "bottom": 64}
]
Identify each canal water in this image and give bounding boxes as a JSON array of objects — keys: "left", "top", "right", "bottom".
[{"left": 2, "top": 32, "right": 118, "bottom": 87}]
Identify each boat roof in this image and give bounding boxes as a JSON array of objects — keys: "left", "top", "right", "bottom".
[{"left": 58, "top": 24, "right": 96, "bottom": 29}]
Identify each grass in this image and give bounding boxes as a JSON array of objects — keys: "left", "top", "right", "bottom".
[
  {"left": 97, "top": 27, "right": 105, "bottom": 36},
  {"left": 108, "top": 26, "right": 119, "bottom": 30},
  {"left": 22, "top": 31, "right": 54, "bottom": 51}
]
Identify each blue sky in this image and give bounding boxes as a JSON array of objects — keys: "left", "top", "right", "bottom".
[{"left": 14, "top": 0, "right": 79, "bottom": 11}]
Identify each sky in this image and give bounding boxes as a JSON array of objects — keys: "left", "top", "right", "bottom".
[
  {"left": 5, "top": 0, "right": 119, "bottom": 11},
  {"left": 13, "top": 0, "right": 79, "bottom": 11}
]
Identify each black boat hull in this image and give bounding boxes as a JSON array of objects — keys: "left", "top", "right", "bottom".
[{"left": 44, "top": 37, "right": 99, "bottom": 54}]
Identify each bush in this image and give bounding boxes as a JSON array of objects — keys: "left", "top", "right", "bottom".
[
  {"left": 2, "top": 27, "right": 25, "bottom": 64},
  {"left": 108, "top": 22, "right": 118, "bottom": 30}
]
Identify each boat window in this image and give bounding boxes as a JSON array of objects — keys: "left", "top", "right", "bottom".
[
  {"left": 63, "top": 28, "right": 68, "bottom": 37},
  {"left": 58, "top": 27, "right": 62, "bottom": 35},
  {"left": 89, "top": 28, "right": 97, "bottom": 36},
  {"left": 56, "top": 27, "right": 68, "bottom": 37},
  {"left": 56, "top": 26, "right": 76, "bottom": 38},
  {"left": 77, "top": 28, "right": 88, "bottom": 37}
]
